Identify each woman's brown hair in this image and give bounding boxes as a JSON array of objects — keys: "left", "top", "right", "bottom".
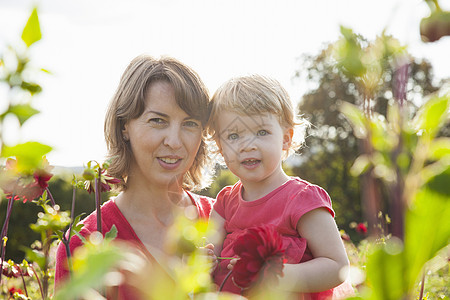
[{"left": 104, "top": 55, "right": 212, "bottom": 191}]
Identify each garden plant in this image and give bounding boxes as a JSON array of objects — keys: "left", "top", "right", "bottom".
[{"left": 1, "top": 3, "right": 449, "bottom": 300}]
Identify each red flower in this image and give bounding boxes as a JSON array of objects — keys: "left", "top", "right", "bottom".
[
  {"left": 231, "top": 225, "right": 285, "bottom": 289},
  {"left": 1, "top": 259, "right": 20, "bottom": 278},
  {"left": 1, "top": 259, "right": 34, "bottom": 279},
  {"left": 355, "top": 223, "right": 367, "bottom": 234},
  {"left": 9, "top": 286, "right": 25, "bottom": 296},
  {"left": 1, "top": 158, "right": 53, "bottom": 203},
  {"left": 84, "top": 169, "right": 121, "bottom": 194}
]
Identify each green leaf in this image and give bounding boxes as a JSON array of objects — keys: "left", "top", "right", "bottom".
[
  {"left": 413, "top": 95, "right": 449, "bottom": 138},
  {"left": 334, "top": 26, "right": 366, "bottom": 78},
  {"left": 21, "top": 7, "right": 41, "bottom": 47},
  {"left": 370, "top": 114, "right": 393, "bottom": 152},
  {"left": 429, "top": 137, "right": 450, "bottom": 160},
  {"left": 424, "top": 166, "right": 450, "bottom": 197},
  {"left": 339, "top": 101, "right": 368, "bottom": 139},
  {"left": 21, "top": 247, "right": 45, "bottom": 270},
  {"left": 104, "top": 225, "right": 118, "bottom": 240},
  {"left": 53, "top": 242, "right": 124, "bottom": 300},
  {"left": 1, "top": 142, "right": 52, "bottom": 173},
  {"left": 366, "top": 241, "right": 406, "bottom": 300},
  {"left": 404, "top": 188, "right": 450, "bottom": 292},
  {"left": 350, "top": 154, "right": 371, "bottom": 176},
  {"left": 21, "top": 81, "right": 42, "bottom": 95},
  {"left": 7, "top": 103, "right": 40, "bottom": 126}
]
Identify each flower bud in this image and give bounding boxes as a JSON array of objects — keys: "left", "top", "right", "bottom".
[{"left": 82, "top": 168, "right": 95, "bottom": 180}]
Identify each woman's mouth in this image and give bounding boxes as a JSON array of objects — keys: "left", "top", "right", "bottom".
[
  {"left": 159, "top": 157, "right": 180, "bottom": 164},
  {"left": 158, "top": 157, "right": 182, "bottom": 170}
]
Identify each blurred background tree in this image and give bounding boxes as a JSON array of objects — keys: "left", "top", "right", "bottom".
[
  {"left": 200, "top": 37, "right": 447, "bottom": 245},
  {"left": 289, "top": 40, "right": 446, "bottom": 241}
]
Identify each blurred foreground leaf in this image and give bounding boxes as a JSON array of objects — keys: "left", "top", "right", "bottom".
[
  {"left": 53, "top": 235, "right": 124, "bottom": 300},
  {"left": 404, "top": 188, "right": 450, "bottom": 292},
  {"left": 2, "top": 142, "right": 52, "bottom": 173},
  {"left": 5, "top": 103, "right": 40, "bottom": 126},
  {"left": 21, "top": 7, "right": 41, "bottom": 47}
]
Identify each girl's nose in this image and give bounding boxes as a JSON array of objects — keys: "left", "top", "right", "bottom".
[{"left": 239, "top": 136, "right": 257, "bottom": 153}]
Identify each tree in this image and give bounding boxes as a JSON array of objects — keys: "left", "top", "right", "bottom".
[{"left": 291, "top": 39, "right": 442, "bottom": 239}]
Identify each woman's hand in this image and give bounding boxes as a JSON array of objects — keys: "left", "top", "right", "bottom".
[{"left": 198, "top": 243, "right": 218, "bottom": 272}]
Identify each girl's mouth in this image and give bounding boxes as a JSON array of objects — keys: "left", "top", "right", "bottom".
[{"left": 241, "top": 159, "right": 261, "bottom": 166}]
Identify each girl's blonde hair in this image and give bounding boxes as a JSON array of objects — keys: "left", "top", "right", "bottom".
[
  {"left": 104, "top": 55, "right": 212, "bottom": 191},
  {"left": 208, "top": 74, "right": 308, "bottom": 159}
]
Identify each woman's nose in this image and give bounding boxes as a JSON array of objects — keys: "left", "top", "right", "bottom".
[{"left": 163, "top": 125, "right": 183, "bottom": 149}]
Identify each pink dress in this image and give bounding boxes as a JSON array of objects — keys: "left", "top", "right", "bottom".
[
  {"left": 213, "top": 178, "right": 354, "bottom": 299},
  {"left": 55, "top": 192, "right": 214, "bottom": 299}
]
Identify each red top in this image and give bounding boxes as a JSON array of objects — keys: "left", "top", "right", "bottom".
[
  {"left": 213, "top": 178, "right": 353, "bottom": 299},
  {"left": 55, "top": 192, "right": 214, "bottom": 299}
]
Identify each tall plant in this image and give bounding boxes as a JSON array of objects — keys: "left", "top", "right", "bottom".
[{"left": 333, "top": 26, "right": 450, "bottom": 299}]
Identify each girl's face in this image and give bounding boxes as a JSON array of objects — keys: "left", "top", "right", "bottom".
[
  {"left": 216, "top": 110, "right": 292, "bottom": 191},
  {"left": 123, "top": 81, "right": 202, "bottom": 189}
]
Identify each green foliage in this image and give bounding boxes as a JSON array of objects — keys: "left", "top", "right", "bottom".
[
  {"left": 0, "top": 176, "right": 98, "bottom": 262},
  {"left": 52, "top": 232, "right": 124, "bottom": 300},
  {"left": 2, "top": 143, "right": 52, "bottom": 174},
  {"left": 21, "top": 7, "right": 41, "bottom": 48},
  {"left": 337, "top": 23, "right": 450, "bottom": 298},
  {"left": 200, "top": 167, "right": 238, "bottom": 198}
]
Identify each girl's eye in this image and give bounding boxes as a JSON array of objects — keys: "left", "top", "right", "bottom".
[
  {"left": 227, "top": 133, "right": 239, "bottom": 140},
  {"left": 257, "top": 129, "right": 268, "bottom": 136},
  {"left": 184, "top": 120, "right": 200, "bottom": 128}
]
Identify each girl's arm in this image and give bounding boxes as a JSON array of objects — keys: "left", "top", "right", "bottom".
[{"left": 278, "top": 207, "right": 349, "bottom": 293}]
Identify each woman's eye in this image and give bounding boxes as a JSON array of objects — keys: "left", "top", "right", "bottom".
[
  {"left": 184, "top": 120, "right": 200, "bottom": 128},
  {"left": 257, "top": 129, "right": 268, "bottom": 136},
  {"left": 227, "top": 133, "right": 239, "bottom": 140},
  {"left": 149, "top": 118, "right": 166, "bottom": 125}
]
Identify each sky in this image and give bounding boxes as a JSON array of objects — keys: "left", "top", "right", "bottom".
[{"left": 0, "top": 0, "right": 449, "bottom": 167}]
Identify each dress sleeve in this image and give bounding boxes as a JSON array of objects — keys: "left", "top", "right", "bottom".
[
  {"left": 213, "top": 186, "right": 232, "bottom": 218},
  {"left": 289, "top": 184, "right": 335, "bottom": 230}
]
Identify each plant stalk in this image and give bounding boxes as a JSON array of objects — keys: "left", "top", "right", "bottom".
[{"left": 95, "top": 168, "right": 102, "bottom": 234}]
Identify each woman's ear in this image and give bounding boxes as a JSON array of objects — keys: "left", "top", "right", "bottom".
[
  {"left": 122, "top": 122, "right": 130, "bottom": 142},
  {"left": 282, "top": 127, "right": 294, "bottom": 150}
]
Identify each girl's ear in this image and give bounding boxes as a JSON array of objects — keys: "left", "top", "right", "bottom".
[
  {"left": 282, "top": 127, "right": 294, "bottom": 151},
  {"left": 215, "top": 137, "right": 223, "bottom": 154}
]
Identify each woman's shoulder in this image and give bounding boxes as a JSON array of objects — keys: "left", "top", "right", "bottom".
[{"left": 186, "top": 191, "right": 216, "bottom": 219}]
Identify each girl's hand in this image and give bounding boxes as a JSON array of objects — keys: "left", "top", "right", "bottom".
[{"left": 227, "top": 258, "right": 238, "bottom": 270}]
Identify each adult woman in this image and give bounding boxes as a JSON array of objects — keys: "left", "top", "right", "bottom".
[{"left": 55, "top": 55, "right": 214, "bottom": 298}]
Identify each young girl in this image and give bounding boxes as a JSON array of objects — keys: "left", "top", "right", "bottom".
[{"left": 208, "top": 75, "right": 354, "bottom": 299}]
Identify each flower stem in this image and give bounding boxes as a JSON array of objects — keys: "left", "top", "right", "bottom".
[
  {"left": 219, "top": 269, "right": 233, "bottom": 292},
  {"left": 30, "top": 264, "right": 44, "bottom": 300},
  {"left": 45, "top": 187, "right": 56, "bottom": 207},
  {"left": 17, "top": 266, "right": 29, "bottom": 298},
  {"left": 95, "top": 168, "right": 102, "bottom": 234},
  {"left": 0, "top": 196, "right": 14, "bottom": 285},
  {"left": 64, "top": 187, "right": 77, "bottom": 276},
  {"left": 419, "top": 270, "right": 426, "bottom": 299}
]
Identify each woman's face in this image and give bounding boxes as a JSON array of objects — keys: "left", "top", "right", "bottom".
[{"left": 123, "top": 81, "right": 203, "bottom": 189}]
